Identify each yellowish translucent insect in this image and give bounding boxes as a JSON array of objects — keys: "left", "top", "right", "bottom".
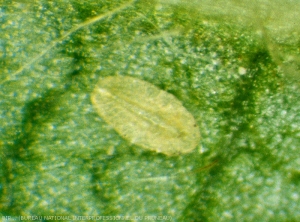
[{"left": 91, "top": 76, "right": 200, "bottom": 156}]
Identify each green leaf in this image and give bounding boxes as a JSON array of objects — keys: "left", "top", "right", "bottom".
[{"left": 1, "top": 0, "right": 300, "bottom": 221}]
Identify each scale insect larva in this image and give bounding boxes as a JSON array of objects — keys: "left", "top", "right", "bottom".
[{"left": 91, "top": 76, "right": 200, "bottom": 156}]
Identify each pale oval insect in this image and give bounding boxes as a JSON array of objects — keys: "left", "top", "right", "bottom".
[{"left": 91, "top": 76, "right": 200, "bottom": 156}]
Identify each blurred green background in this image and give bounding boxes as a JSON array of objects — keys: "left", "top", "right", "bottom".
[{"left": 1, "top": 0, "right": 300, "bottom": 221}]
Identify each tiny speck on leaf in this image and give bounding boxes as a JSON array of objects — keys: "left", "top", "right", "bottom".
[{"left": 91, "top": 76, "right": 200, "bottom": 156}]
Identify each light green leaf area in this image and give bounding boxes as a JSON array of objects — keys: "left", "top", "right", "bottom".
[{"left": 1, "top": 0, "right": 300, "bottom": 221}]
